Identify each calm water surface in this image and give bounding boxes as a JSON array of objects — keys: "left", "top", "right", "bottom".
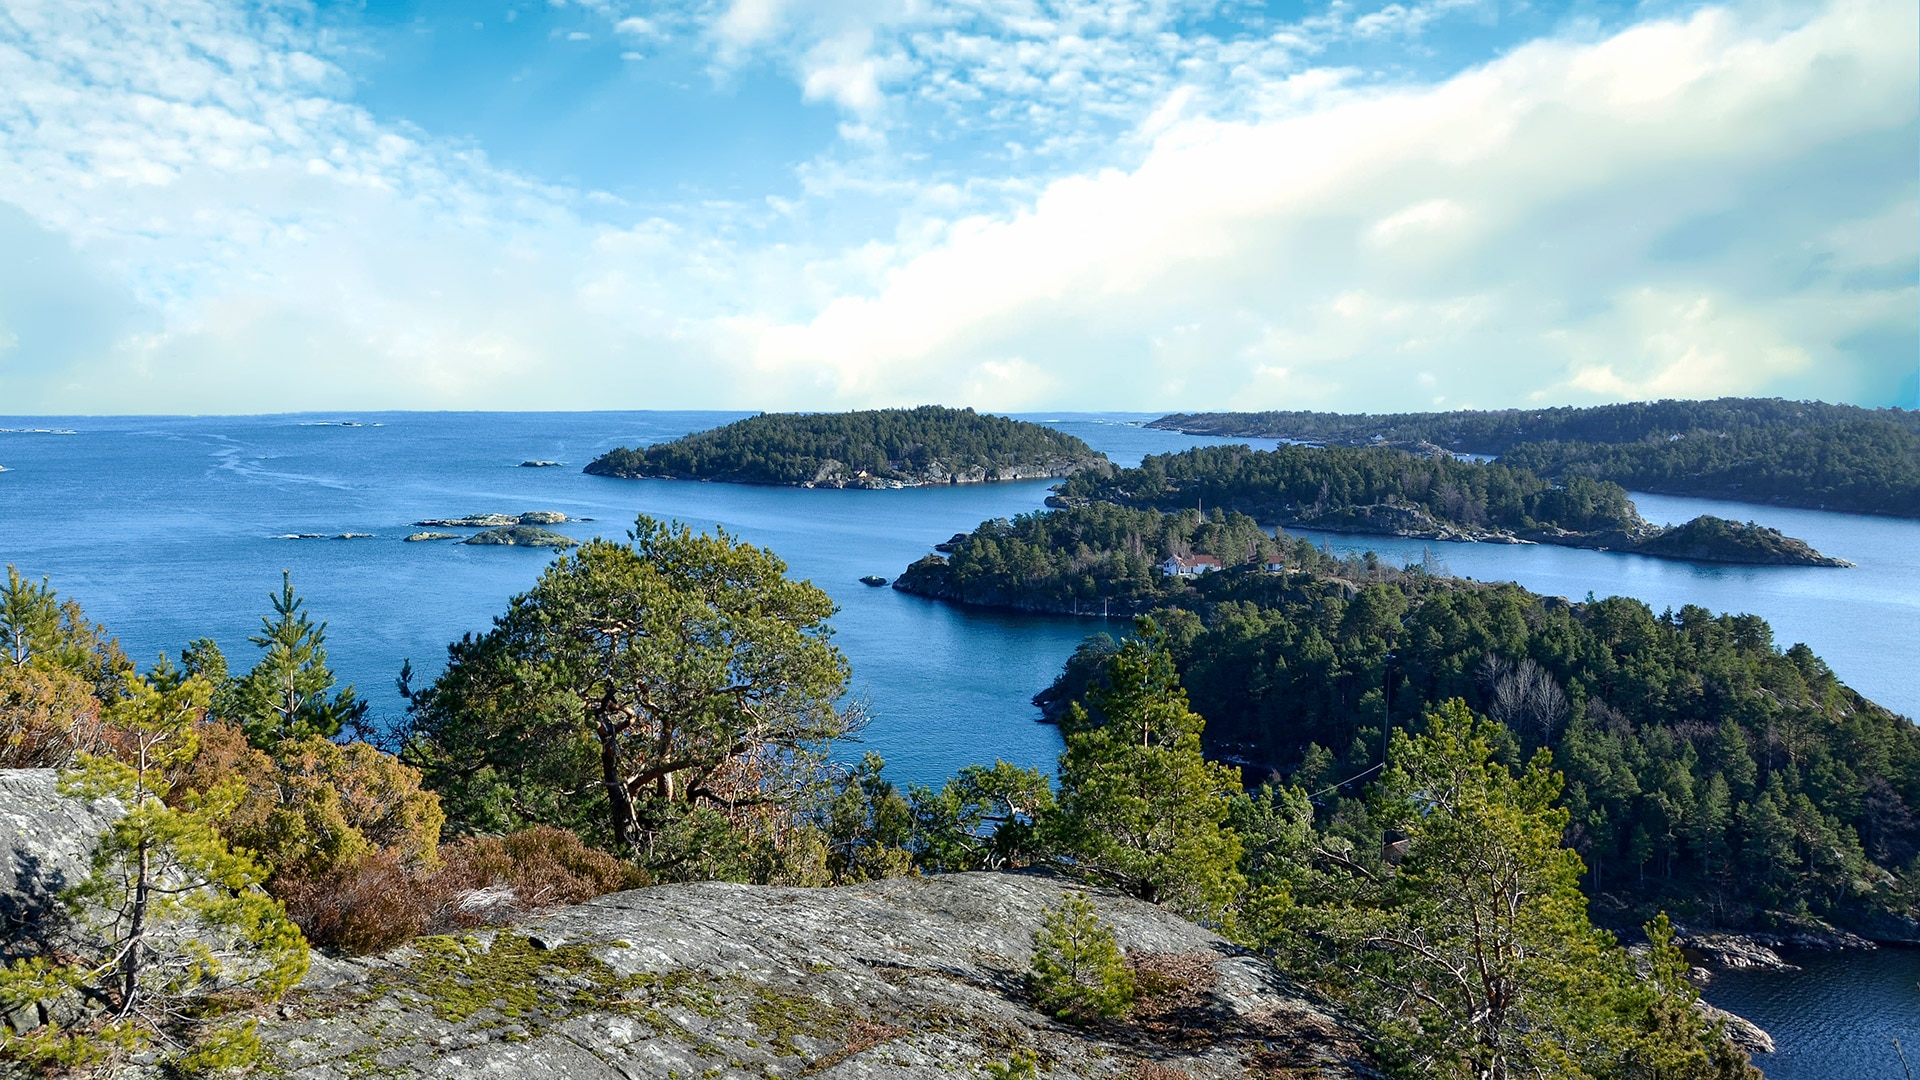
[
  {"left": 2, "top": 410, "right": 1917, "bottom": 1069},
  {"left": 0, "top": 412, "right": 1274, "bottom": 784},
  {"left": 1701, "top": 946, "right": 1920, "bottom": 1080}
]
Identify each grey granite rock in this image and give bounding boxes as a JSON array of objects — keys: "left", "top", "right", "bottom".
[
  {"left": 0, "top": 769, "right": 119, "bottom": 955},
  {"left": 265, "top": 872, "right": 1377, "bottom": 1079}
]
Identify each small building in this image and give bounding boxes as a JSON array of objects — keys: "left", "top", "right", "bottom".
[
  {"left": 1160, "top": 554, "right": 1223, "bottom": 577},
  {"left": 1264, "top": 560, "right": 1287, "bottom": 573}
]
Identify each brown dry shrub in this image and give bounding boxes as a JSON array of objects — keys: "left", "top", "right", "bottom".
[
  {"left": 274, "top": 826, "right": 642, "bottom": 955},
  {"left": 0, "top": 664, "right": 107, "bottom": 768},
  {"left": 275, "top": 849, "right": 430, "bottom": 956},
  {"left": 427, "top": 827, "right": 645, "bottom": 930},
  {"left": 1128, "top": 952, "right": 1219, "bottom": 1000},
  {"left": 1132, "top": 1064, "right": 1194, "bottom": 1080}
]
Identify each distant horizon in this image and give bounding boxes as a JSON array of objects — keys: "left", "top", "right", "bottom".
[{"left": 1, "top": 394, "right": 1916, "bottom": 422}]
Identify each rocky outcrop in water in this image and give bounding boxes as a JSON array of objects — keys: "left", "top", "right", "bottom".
[
  {"left": 462, "top": 525, "right": 578, "bottom": 548},
  {"left": 413, "top": 511, "right": 574, "bottom": 528}
]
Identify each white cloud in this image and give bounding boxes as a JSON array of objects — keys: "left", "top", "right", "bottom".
[
  {"left": 741, "top": 0, "right": 1919, "bottom": 409},
  {"left": 0, "top": 0, "right": 1912, "bottom": 413}
]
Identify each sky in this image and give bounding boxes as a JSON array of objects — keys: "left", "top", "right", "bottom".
[{"left": 0, "top": 0, "right": 1914, "bottom": 414}]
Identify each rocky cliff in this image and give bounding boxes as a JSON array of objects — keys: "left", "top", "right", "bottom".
[{"left": 0, "top": 769, "right": 119, "bottom": 955}]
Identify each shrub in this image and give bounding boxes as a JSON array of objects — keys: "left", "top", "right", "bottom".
[
  {"left": 430, "top": 826, "right": 645, "bottom": 928},
  {"left": 1028, "top": 891, "right": 1135, "bottom": 1023},
  {"left": 274, "top": 849, "right": 429, "bottom": 956},
  {"left": 0, "top": 664, "right": 105, "bottom": 768},
  {"left": 277, "top": 826, "right": 646, "bottom": 955}
]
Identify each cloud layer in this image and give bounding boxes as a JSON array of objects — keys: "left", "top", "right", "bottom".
[{"left": 0, "top": 0, "right": 1913, "bottom": 413}]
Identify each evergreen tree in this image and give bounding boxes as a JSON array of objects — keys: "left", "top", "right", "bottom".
[
  {"left": 0, "top": 565, "right": 128, "bottom": 690},
  {"left": 1263, "top": 700, "right": 1761, "bottom": 1080},
  {"left": 1049, "top": 619, "right": 1244, "bottom": 918},
  {"left": 232, "top": 571, "right": 366, "bottom": 748},
  {"left": 1027, "top": 891, "right": 1135, "bottom": 1023},
  {"left": 404, "top": 516, "right": 855, "bottom": 862},
  {"left": 0, "top": 672, "right": 307, "bottom": 1073}
]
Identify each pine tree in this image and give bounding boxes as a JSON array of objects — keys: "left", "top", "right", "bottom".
[
  {"left": 233, "top": 571, "right": 366, "bottom": 747},
  {"left": 1027, "top": 891, "right": 1135, "bottom": 1023},
  {"left": 0, "top": 672, "right": 307, "bottom": 1073},
  {"left": 1049, "top": 618, "right": 1244, "bottom": 918}
]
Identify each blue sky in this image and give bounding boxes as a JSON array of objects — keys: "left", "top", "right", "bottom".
[{"left": 0, "top": 0, "right": 1913, "bottom": 413}]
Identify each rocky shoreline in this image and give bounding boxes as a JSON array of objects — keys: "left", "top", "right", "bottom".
[
  {"left": 1042, "top": 494, "right": 1848, "bottom": 568},
  {"left": 593, "top": 455, "right": 1103, "bottom": 489}
]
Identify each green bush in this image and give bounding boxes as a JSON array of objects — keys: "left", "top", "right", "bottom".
[{"left": 1028, "top": 891, "right": 1135, "bottom": 1023}]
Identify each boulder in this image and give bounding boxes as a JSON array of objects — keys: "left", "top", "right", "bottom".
[{"left": 0, "top": 769, "right": 119, "bottom": 955}]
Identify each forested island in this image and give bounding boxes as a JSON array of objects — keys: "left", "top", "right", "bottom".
[
  {"left": 584, "top": 405, "right": 1108, "bottom": 488},
  {"left": 1151, "top": 397, "right": 1920, "bottom": 518},
  {"left": 1050, "top": 444, "right": 1847, "bottom": 565},
  {"left": 897, "top": 512, "right": 1920, "bottom": 940}
]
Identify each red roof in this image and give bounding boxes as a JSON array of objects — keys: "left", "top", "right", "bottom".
[{"left": 1170, "top": 554, "right": 1222, "bottom": 568}]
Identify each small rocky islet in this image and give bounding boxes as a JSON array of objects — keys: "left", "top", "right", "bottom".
[{"left": 402, "top": 511, "right": 582, "bottom": 548}]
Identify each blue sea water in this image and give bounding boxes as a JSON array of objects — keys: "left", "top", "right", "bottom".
[
  {"left": 0, "top": 412, "right": 1279, "bottom": 784},
  {"left": 3, "top": 410, "right": 1918, "bottom": 1074}
]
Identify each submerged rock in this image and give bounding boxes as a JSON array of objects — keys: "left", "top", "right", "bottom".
[{"left": 413, "top": 514, "right": 518, "bottom": 528}]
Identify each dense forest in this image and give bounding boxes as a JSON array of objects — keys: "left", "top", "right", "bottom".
[
  {"left": 1036, "top": 575, "right": 1920, "bottom": 936},
  {"left": 1051, "top": 444, "right": 1845, "bottom": 565},
  {"left": 893, "top": 503, "right": 1291, "bottom": 614},
  {"left": 1057, "top": 443, "right": 1649, "bottom": 536},
  {"left": 584, "top": 406, "right": 1107, "bottom": 487},
  {"left": 1150, "top": 398, "right": 1920, "bottom": 517}
]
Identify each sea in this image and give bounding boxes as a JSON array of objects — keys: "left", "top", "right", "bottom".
[{"left": 0, "top": 409, "right": 1915, "bottom": 1073}]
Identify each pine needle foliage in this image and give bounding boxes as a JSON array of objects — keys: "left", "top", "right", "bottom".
[
  {"left": 1050, "top": 619, "right": 1244, "bottom": 919},
  {"left": 0, "top": 671, "right": 308, "bottom": 1074},
  {"left": 232, "top": 571, "right": 366, "bottom": 748},
  {"left": 1028, "top": 891, "right": 1135, "bottom": 1024}
]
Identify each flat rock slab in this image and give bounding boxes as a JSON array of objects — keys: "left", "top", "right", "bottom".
[{"left": 268, "top": 872, "right": 1376, "bottom": 1079}]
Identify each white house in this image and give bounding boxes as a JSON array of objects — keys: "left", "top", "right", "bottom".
[{"left": 1160, "top": 554, "right": 1223, "bottom": 577}]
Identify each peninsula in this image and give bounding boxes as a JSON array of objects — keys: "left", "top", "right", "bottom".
[
  {"left": 1050, "top": 444, "right": 1848, "bottom": 566},
  {"left": 583, "top": 406, "right": 1109, "bottom": 488},
  {"left": 1148, "top": 397, "right": 1920, "bottom": 518}
]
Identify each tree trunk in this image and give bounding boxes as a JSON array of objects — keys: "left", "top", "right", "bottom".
[
  {"left": 599, "top": 726, "right": 637, "bottom": 851},
  {"left": 120, "top": 836, "right": 150, "bottom": 1014}
]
